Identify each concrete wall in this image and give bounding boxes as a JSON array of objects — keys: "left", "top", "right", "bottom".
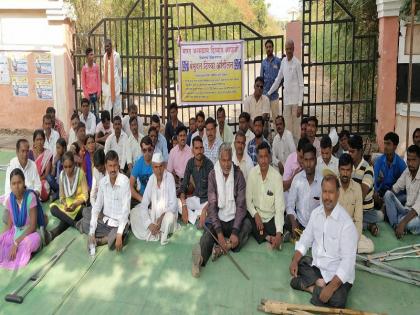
[{"left": 0, "top": 1, "right": 75, "bottom": 132}]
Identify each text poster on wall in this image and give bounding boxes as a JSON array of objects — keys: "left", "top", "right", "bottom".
[
  {"left": 179, "top": 40, "right": 244, "bottom": 105},
  {"left": 10, "top": 52, "right": 28, "bottom": 74},
  {"left": 0, "top": 52, "right": 10, "bottom": 84},
  {"left": 35, "top": 78, "right": 53, "bottom": 100},
  {"left": 11, "top": 75, "right": 29, "bottom": 96},
  {"left": 34, "top": 52, "right": 52, "bottom": 74}
]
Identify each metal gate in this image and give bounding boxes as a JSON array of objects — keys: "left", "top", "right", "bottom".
[
  {"left": 73, "top": 1, "right": 284, "bottom": 130},
  {"left": 301, "top": 0, "right": 377, "bottom": 135}
]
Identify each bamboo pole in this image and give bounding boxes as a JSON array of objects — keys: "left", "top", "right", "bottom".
[
  {"left": 259, "top": 299, "right": 384, "bottom": 315},
  {"left": 405, "top": 0, "right": 416, "bottom": 151},
  {"left": 162, "top": 0, "right": 169, "bottom": 123}
]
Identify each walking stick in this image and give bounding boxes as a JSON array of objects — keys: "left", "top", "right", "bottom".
[
  {"left": 5, "top": 237, "right": 76, "bottom": 304},
  {"left": 202, "top": 224, "right": 250, "bottom": 280}
]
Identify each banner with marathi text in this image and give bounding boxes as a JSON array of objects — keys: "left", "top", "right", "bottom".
[{"left": 179, "top": 40, "right": 244, "bottom": 105}]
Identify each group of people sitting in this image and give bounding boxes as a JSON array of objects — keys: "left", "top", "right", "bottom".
[{"left": 1, "top": 99, "right": 420, "bottom": 309}]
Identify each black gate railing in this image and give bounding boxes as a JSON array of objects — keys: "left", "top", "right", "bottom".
[
  {"left": 302, "top": 0, "right": 377, "bottom": 135},
  {"left": 73, "top": 1, "right": 284, "bottom": 131}
]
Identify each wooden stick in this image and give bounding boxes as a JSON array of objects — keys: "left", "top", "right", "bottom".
[{"left": 259, "top": 299, "right": 385, "bottom": 315}]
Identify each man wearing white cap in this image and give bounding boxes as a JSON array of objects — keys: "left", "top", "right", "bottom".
[{"left": 130, "top": 152, "right": 179, "bottom": 245}]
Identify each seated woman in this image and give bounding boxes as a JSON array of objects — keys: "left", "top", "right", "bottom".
[
  {"left": 0, "top": 169, "right": 42, "bottom": 269},
  {"left": 49, "top": 151, "right": 88, "bottom": 240},
  {"left": 82, "top": 134, "right": 96, "bottom": 191},
  {"left": 47, "top": 137, "right": 67, "bottom": 201},
  {"left": 29, "top": 129, "right": 53, "bottom": 202}
]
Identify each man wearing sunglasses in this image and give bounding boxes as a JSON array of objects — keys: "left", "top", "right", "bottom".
[
  {"left": 243, "top": 76, "right": 271, "bottom": 131},
  {"left": 129, "top": 136, "right": 154, "bottom": 208}
]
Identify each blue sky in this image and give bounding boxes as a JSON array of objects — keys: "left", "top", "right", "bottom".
[{"left": 266, "top": 0, "right": 300, "bottom": 21}]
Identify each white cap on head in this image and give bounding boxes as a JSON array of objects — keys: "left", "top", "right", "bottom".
[
  {"left": 329, "top": 127, "right": 339, "bottom": 147},
  {"left": 152, "top": 151, "right": 164, "bottom": 164}
]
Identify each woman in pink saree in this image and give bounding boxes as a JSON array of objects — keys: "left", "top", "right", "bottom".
[{"left": 29, "top": 129, "right": 53, "bottom": 202}]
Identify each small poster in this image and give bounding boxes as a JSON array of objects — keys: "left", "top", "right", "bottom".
[
  {"left": 11, "top": 75, "right": 29, "bottom": 96},
  {"left": 35, "top": 77, "right": 53, "bottom": 100},
  {"left": 34, "top": 52, "right": 52, "bottom": 74},
  {"left": 0, "top": 53, "right": 10, "bottom": 84},
  {"left": 10, "top": 52, "right": 28, "bottom": 73}
]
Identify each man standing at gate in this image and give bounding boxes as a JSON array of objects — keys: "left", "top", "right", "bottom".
[
  {"left": 267, "top": 39, "right": 304, "bottom": 142},
  {"left": 102, "top": 39, "right": 122, "bottom": 118},
  {"left": 260, "top": 39, "right": 282, "bottom": 128}
]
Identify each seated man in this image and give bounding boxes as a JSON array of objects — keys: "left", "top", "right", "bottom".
[
  {"left": 373, "top": 132, "right": 406, "bottom": 208},
  {"left": 150, "top": 114, "right": 169, "bottom": 161},
  {"left": 283, "top": 137, "right": 310, "bottom": 192},
  {"left": 191, "top": 111, "right": 206, "bottom": 141},
  {"left": 43, "top": 114, "right": 60, "bottom": 154},
  {"left": 104, "top": 116, "right": 128, "bottom": 171},
  {"left": 216, "top": 106, "right": 234, "bottom": 144},
  {"left": 289, "top": 173, "right": 358, "bottom": 308},
  {"left": 79, "top": 98, "right": 97, "bottom": 136},
  {"left": 164, "top": 102, "right": 184, "bottom": 151},
  {"left": 348, "top": 134, "right": 382, "bottom": 237},
  {"left": 317, "top": 135, "right": 339, "bottom": 176},
  {"left": 384, "top": 145, "right": 420, "bottom": 238},
  {"left": 203, "top": 117, "right": 223, "bottom": 164},
  {"left": 179, "top": 136, "right": 213, "bottom": 227},
  {"left": 90, "top": 149, "right": 106, "bottom": 206},
  {"left": 232, "top": 130, "right": 253, "bottom": 181},
  {"left": 336, "top": 129, "right": 350, "bottom": 158},
  {"left": 238, "top": 111, "right": 255, "bottom": 150},
  {"left": 77, "top": 150, "right": 131, "bottom": 251},
  {"left": 404, "top": 128, "right": 420, "bottom": 161},
  {"left": 247, "top": 142, "right": 285, "bottom": 249},
  {"left": 130, "top": 136, "right": 154, "bottom": 208},
  {"left": 248, "top": 116, "right": 270, "bottom": 166},
  {"left": 46, "top": 106, "right": 67, "bottom": 139},
  {"left": 95, "top": 110, "right": 113, "bottom": 146},
  {"left": 68, "top": 112, "right": 80, "bottom": 150},
  {"left": 130, "top": 152, "right": 178, "bottom": 245},
  {"left": 191, "top": 143, "right": 252, "bottom": 277},
  {"left": 122, "top": 104, "right": 144, "bottom": 137},
  {"left": 286, "top": 143, "right": 321, "bottom": 240},
  {"left": 337, "top": 154, "right": 374, "bottom": 253},
  {"left": 125, "top": 116, "right": 144, "bottom": 174},
  {"left": 306, "top": 116, "right": 321, "bottom": 156},
  {"left": 167, "top": 126, "right": 193, "bottom": 192},
  {"left": 186, "top": 116, "right": 197, "bottom": 146},
  {"left": 272, "top": 115, "right": 295, "bottom": 175}
]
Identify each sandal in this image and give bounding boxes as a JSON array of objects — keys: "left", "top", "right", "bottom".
[{"left": 368, "top": 223, "right": 379, "bottom": 237}]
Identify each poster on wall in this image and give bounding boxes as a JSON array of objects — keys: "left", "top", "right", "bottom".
[
  {"left": 178, "top": 40, "right": 244, "bottom": 105},
  {"left": 34, "top": 52, "right": 52, "bottom": 74},
  {"left": 35, "top": 77, "right": 53, "bottom": 100},
  {"left": 0, "top": 53, "right": 10, "bottom": 84},
  {"left": 10, "top": 52, "right": 28, "bottom": 73},
  {"left": 11, "top": 75, "right": 29, "bottom": 96}
]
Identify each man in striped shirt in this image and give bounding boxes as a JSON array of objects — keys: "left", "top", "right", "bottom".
[{"left": 348, "top": 135, "right": 383, "bottom": 237}]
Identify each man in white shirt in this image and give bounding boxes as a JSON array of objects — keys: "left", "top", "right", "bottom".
[
  {"left": 90, "top": 149, "right": 106, "bottom": 206},
  {"left": 216, "top": 107, "right": 234, "bottom": 144},
  {"left": 286, "top": 143, "right": 322, "bottom": 240},
  {"left": 272, "top": 115, "right": 296, "bottom": 175},
  {"left": 267, "top": 39, "right": 304, "bottom": 142},
  {"left": 150, "top": 114, "right": 169, "bottom": 161},
  {"left": 95, "top": 110, "right": 113, "bottom": 146},
  {"left": 77, "top": 150, "right": 131, "bottom": 251},
  {"left": 102, "top": 39, "right": 122, "bottom": 117},
  {"left": 203, "top": 117, "right": 223, "bottom": 164},
  {"left": 79, "top": 98, "right": 97, "bottom": 136},
  {"left": 289, "top": 173, "right": 358, "bottom": 308},
  {"left": 130, "top": 152, "right": 178, "bottom": 245},
  {"left": 232, "top": 131, "right": 253, "bottom": 181},
  {"left": 125, "top": 115, "right": 144, "bottom": 174},
  {"left": 43, "top": 114, "right": 59, "bottom": 153},
  {"left": 317, "top": 135, "right": 339, "bottom": 176},
  {"left": 243, "top": 77, "right": 271, "bottom": 125},
  {"left": 67, "top": 112, "right": 80, "bottom": 150},
  {"left": 2, "top": 139, "right": 42, "bottom": 223},
  {"left": 104, "top": 116, "right": 128, "bottom": 170},
  {"left": 122, "top": 104, "right": 144, "bottom": 137},
  {"left": 191, "top": 111, "right": 206, "bottom": 141},
  {"left": 238, "top": 112, "right": 255, "bottom": 151}
]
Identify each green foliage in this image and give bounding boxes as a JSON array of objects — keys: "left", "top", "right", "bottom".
[{"left": 400, "top": 0, "right": 420, "bottom": 20}]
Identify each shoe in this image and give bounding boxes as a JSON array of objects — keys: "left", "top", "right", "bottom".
[{"left": 192, "top": 243, "right": 203, "bottom": 278}]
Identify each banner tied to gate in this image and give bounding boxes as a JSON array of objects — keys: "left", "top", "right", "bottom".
[{"left": 179, "top": 40, "right": 244, "bottom": 105}]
